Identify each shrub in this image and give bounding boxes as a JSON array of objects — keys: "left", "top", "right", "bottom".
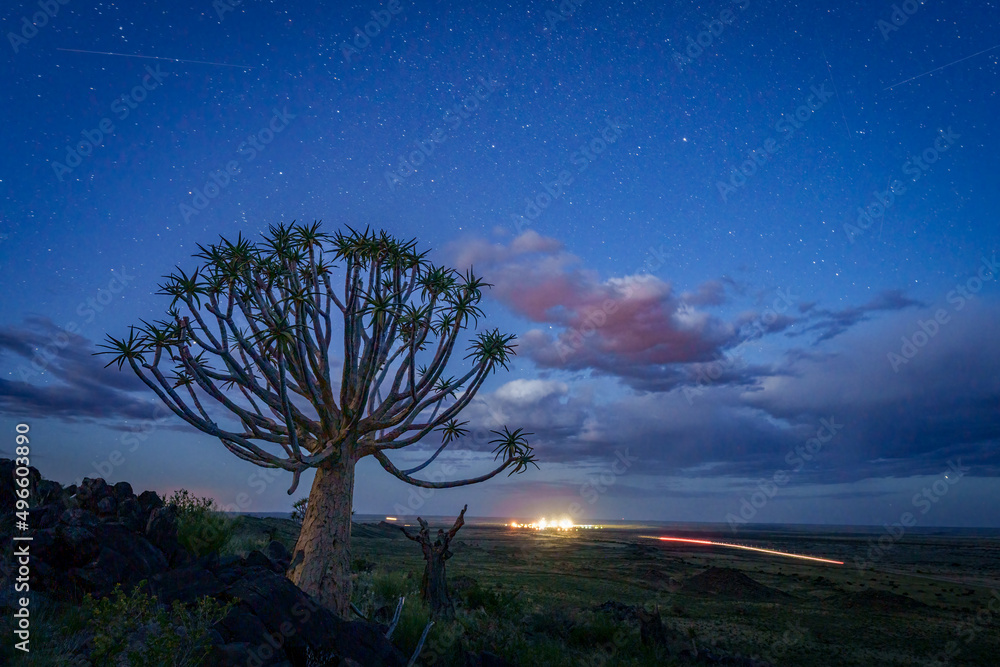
[
  {"left": 0, "top": 594, "right": 89, "bottom": 666},
  {"left": 291, "top": 497, "right": 308, "bottom": 524},
  {"left": 351, "top": 569, "right": 418, "bottom": 622},
  {"left": 567, "top": 611, "right": 623, "bottom": 649},
  {"left": 167, "top": 489, "right": 233, "bottom": 557},
  {"left": 461, "top": 582, "right": 524, "bottom": 618},
  {"left": 83, "top": 581, "right": 232, "bottom": 667},
  {"left": 372, "top": 569, "right": 413, "bottom": 608}
]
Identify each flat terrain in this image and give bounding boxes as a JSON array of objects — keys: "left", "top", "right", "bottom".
[{"left": 236, "top": 517, "right": 1000, "bottom": 666}]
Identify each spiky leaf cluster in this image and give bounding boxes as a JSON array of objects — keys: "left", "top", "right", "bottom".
[{"left": 98, "top": 222, "right": 536, "bottom": 493}]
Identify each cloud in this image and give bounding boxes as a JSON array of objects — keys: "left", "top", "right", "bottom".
[
  {"left": 798, "top": 289, "right": 923, "bottom": 342},
  {"left": 0, "top": 317, "right": 157, "bottom": 421},
  {"left": 449, "top": 232, "right": 740, "bottom": 391}
]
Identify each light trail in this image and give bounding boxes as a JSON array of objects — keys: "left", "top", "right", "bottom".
[
  {"left": 883, "top": 42, "right": 1000, "bottom": 90},
  {"left": 56, "top": 48, "right": 254, "bottom": 69},
  {"left": 642, "top": 535, "right": 843, "bottom": 565}
]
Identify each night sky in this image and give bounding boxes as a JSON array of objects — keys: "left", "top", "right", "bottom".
[{"left": 1, "top": 1, "right": 998, "bottom": 527}]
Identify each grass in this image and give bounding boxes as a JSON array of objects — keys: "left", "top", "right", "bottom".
[{"left": 9, "top": 514, "right": 998, "bottom": 665}]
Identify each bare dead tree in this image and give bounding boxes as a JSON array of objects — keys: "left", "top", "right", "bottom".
[
  {"left": 98, "top": 223, "right": 537, "bottom": 616},
  {"left": 399, "top": 504, "right": 467, "bottom": 619}
]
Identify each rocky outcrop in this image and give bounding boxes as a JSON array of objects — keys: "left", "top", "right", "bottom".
[{"left": 0, "top": 459, "right": 406, "bottom": 666}]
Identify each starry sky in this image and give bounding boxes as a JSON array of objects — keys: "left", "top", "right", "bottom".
[{"left": 1, "top": 1, "right": 998, "bottom": 527}]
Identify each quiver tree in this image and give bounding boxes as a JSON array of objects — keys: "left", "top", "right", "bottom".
[
  {"left": 97, "top": 222, "right": 538, "bottom": 616},
  {"left": 399, "top": 504, "right": 467, "bottom": 619}
]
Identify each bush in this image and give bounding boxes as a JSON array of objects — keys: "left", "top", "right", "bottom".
[
  {"left": 83, "top": 581, "right": 231, "bottom": 667},
  {"left": 167, "top": 489, "right": 233, "bottom": 557},
  {"left": 291, "top": 497, "right": 308, "bottom": 523},
  {"left": 0, "top": 594, "right": 89, "bottom": 666},
  {"left": 372, "top": 569, "right": 413, "bottom": 608},
  {"left": 567, "top": 611, "right": 623, "bottom": 649},
  {"left": 351, "top": 569, "right": 419, "bottom": 622},
  {"left": 461, "top": 582, "right": 524, "bottom": 618}
]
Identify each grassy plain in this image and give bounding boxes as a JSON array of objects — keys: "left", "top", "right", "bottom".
[{"left": 231, "top": 516, "right": 1000, "bottom": 666}]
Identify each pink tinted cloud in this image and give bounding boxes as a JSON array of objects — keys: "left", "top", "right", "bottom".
[{"left": 448, "top": 232, "right": 736, "bottom": 380}]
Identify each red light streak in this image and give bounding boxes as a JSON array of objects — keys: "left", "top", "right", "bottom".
[{"left": 646, "top": 536, "right": 843, "bottom": 565}]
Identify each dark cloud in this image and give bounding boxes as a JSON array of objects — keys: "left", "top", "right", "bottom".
[
  {"left": 0, "top": 317, "right": 159, "bottom": 421},
  {"left": 798, "top": 289, "right": 924, "bottom": 342},
  {"left": 436, "top": 280, "right": 1000, "bottom": 487}
]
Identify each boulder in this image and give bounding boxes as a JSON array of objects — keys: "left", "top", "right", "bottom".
[
  {"left": 77, "top": 477, "right": 113, "bottom": 513},
  {"left": 138, "top": 489, "right": 164, "bottom": 516},
  {"left": 117, "top": 496, "right": 145, "bottom": 533},
  {"left": 96, "top": 496, "right": 117, "bottom": 516},
  {"left": 264, "top": 539, "right": 292, "bottom": 572},
  {"left": 148, "top": 564, "right": 226, "bottom": 606},
  {"left": 0, "top": 459, "right": 408, "bottom": 666},
  {"left": 146, "top": 505, "right": 188, "bottom": 566},
  {"left": 112, "top": 480, "right": 134, "bottom": 502}
]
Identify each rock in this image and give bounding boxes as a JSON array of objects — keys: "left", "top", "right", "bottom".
[
  {"left": 28, "top": 503, "right": 60, "bottom": 530},
  {"left": 148, "top": 565, "right": 226, "bottom": 606},
  {"left": 96, "top": 496, "right": 117, "bottom": 516},
  {"left": 78, "top": 477, "right": 112, "bottom": 512},
  {"left": 0, "top": 459, "right": 41, "bottom": 509},
  {"left": 0, "top": 459, "right": 405, "bottom": 667},
  {"left": 264, "top": 539, "right": 292, "bottom": 572},
  {"left": 50, "top": 525, "right": 99, "bottom": 567},
  {"left": 244, "top": 549, "right": 274, "bottom": 570},
  {"left": 59, "top": 508, "right": 99, "bottom": 528},
  {"left": 117, "top": 497, "right": 145, "bottom": 533},
  {"left": 112, "top": 481, "right": 134, "bottom": 502},
  {"left": 222, "top": 567, "right": 406, "bottom": 666},
  {"left": 138, "top": 489, "right": 164, "bottom": 516},
  {"left": 36, "top": 478, "right": 64, "bottom": 505},
  {"left": 74, "top": 523, "right": 169, "bottom": 595},
  {"left": 146, "top": 505, "right": 187, "bottom": 566}
]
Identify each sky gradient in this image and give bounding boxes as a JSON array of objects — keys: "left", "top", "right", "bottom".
[{"left": 1, "top": 0, "right": 998, "bottom": 528}]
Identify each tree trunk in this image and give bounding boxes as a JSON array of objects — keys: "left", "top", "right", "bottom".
[
  {"left": 287, "top": 459, "right": 355, "bottom": 617},
  {"left": 399, "top": 505, "right": 466, "bottom": 620},
  {"left": 424, "top": 547, "right": 455, "bottom": 619}
]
